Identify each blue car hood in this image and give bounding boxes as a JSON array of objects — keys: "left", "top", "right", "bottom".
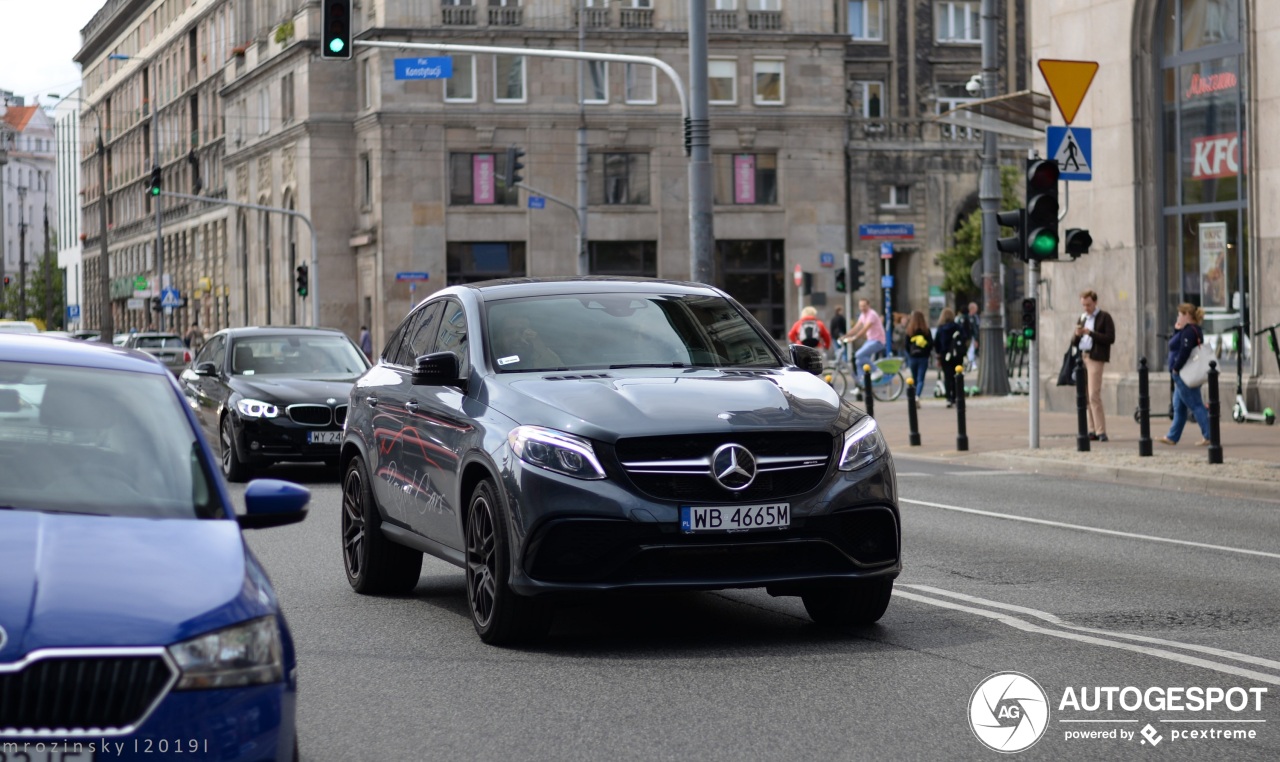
[{"left": 0, "top": 511, "right": 276, "bottom": 660}]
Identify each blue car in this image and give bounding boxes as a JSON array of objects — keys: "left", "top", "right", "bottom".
[{"left": 0, "top": 335, "right": 308, "bottom": 761}]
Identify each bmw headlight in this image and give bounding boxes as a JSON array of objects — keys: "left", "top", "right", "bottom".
[
  {"left": 838, "top": 416, "right": 887, "bottom": 472},
  {"left": 508, "top": 426, "right": 605, "bottom": 480},
  {"left": 236, "top": 398, "right": 279, "bottom": 418},
  {"left": 168, "top": 616, "right": 283, "bottom": 690}
]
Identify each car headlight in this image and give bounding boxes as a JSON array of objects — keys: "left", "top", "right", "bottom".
[
  {"left": 168, "top": 616, "right": 283, "bottom": 690},
  {"left": 508, "top": 425, "right": 605, "bottom": 480},
  {"left": 236, "top": 398, "right": 280, "bottom": 418},
  {"left": 838, "top": 416, "right": 887, "bottom": 472}
]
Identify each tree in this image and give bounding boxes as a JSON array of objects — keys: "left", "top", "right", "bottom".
[
  {"left": 0, "top": 250, "right": 65, "bottom": 329},
  {"left": 936, "top": 165, "right": 1022, "bottom": 303}
]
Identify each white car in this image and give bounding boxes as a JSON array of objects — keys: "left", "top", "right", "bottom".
[{"left": 0, "top": 321, "right": 40, "bottom": 335}]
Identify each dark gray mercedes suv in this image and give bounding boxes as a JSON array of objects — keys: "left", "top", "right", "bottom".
[{"left": 339, "top": 278, "right": 899, "bottom": 644}]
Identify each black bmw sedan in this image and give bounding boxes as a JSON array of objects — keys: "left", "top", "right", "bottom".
[
  {"left": 339, "top": 278, "right": 899, "bottom": 645},
  {"left": 181, "top": 326, "right": 371, "bottom": 481}
]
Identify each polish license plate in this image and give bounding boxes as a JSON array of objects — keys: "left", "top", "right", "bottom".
[
  {"left": 308, "top": 431, "right": 342, "bottom": 444},
  {"left": 680, "top": 503, "right": 790, "bottom": 534}
]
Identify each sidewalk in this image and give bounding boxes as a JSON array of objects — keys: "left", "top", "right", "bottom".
[{"left": 864, "top": 390, "right": 1280, "bottom": 501}]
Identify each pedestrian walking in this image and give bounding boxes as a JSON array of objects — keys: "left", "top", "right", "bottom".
[
  {"left": 840, "top": 299, "right": 887, "bottom": 370},
  {"left": 358, "top": 325, "right": 373, "bottom": 360},
  {"left": 828, "top": 307, "right": 848, "bottom": 345},
  {"left": 904, "top": 310, "right": 933, "bottom": 406},
  {"left": 183, "top": 322, "right": 205, "bottom": 352},
  {"left": 934, "top": 308, "right": 964, "bottom": 407},
  {"left": 1072, "top": 289, "right": 1116, "bottom": 442},
  {"left": 961, "top": 302, "right": 980, "bottom": 369},
  {"left": 788, "top": 306, "right": 832, "bottom": 350},
  {"left": 1159, "top": 303, "right": 1212, "bottom": 446}
]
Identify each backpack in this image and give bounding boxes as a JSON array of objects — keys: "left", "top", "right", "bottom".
[{"left": 800, "top": 320, "right": 821, "bottom": 347}]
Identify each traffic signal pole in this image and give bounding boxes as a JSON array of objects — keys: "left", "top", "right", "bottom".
[
  {"left": 1029, "top": 260, "right": 1040, "bottom": 449},
  {"left": 978, "top": 0, "right": 1010, "bottom": 396}
]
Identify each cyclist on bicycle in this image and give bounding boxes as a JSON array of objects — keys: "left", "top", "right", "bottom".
[{"left": 839, "top": 299, "right": 887, "bottom": 372}]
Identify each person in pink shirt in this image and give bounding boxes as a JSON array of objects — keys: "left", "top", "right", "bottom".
[{"left": 840, "top": 299, "right": 887, "bottom": 371}]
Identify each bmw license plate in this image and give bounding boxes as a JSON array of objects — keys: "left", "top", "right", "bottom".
[
  {"left": 307, "top": 431, "right": 342, "bottom": 445},
  {"left": 680, "top": 503, "right": 790, "bottom": 534}
]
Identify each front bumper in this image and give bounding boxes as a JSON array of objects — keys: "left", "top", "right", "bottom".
[{"left": 232, "top": 415, "right": 343, "bottom": 465}]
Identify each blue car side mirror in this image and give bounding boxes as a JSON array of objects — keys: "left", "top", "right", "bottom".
[{"left": 239, "top": 479, "right": 310, "bottom": 529}]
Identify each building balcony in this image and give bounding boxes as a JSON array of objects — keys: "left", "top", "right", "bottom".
[
  {"left": 442, "top": 5, "right": 477, "bottom": 25},
  {"left": 573, "top": 7, "right": 611, "bottom": 28},
  {"left": 488, "top": 6, "right": 523, "bottom": 26},
  {"left": 747, "top": 10, "right": 783, "bottom": 31},
  {"left": 849, "top": 117, "right": 983, "bottom": 145},
  {"left": 709, "top": 10, "right": 738, "bottom": 30},
  {"left": 620, "top": 7, "right": 653, "bottom": 29}
]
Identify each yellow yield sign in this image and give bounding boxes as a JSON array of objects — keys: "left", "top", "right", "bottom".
[{"left": 1038, "top": 59, "right": 1099, "bottom": 125}]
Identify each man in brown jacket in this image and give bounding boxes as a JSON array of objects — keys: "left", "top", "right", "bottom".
[{"left": 1072, "top": 289, "right": 1116, "bottom": 441}]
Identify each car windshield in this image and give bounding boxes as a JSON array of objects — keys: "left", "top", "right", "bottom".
[
  {"left": 230, "top": 334, "right": 370, "bottom": 377},
  {"left": 0, "top": 361, "right": 224, "bottom": 519},
  {"left": 485, "top": 292, "right": 782, "bottom": 372},
  {"left": 134, "top": 335, "right": 185, "bottom": 349}
]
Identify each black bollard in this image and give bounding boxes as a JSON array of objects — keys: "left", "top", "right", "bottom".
[
  {"left": 1208, "top": 360, "right": 1223, "bottom": 464},
  {"left": 1075, "top": 352, "right": 1091, "bottom": 452},
  {"left": 954, "top": 365, "right": 968, "bottom": 451},
  {"left": 862, "top": 363, "right": 875, "bottom": 418},
  {"left": 1138, "top": 357, "right": 1153, "bottom": 456},
  {"left": 906, "top": 378, "right": 921, "bottom": 446}
]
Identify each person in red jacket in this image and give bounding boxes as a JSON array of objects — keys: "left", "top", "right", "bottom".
[{"left": 788, "top": 306, "right": 832, "bottom": 350}]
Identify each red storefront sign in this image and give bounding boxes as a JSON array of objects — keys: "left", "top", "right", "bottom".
[
  {"left": 473, "top": 154, "right": 496, "bottom": 204},
  {"left": 1184, "top": 71, "right": 1238, "bottom": 100},
  {"left": 734, "top": 155, "right": 756, "bottom": 204},
  {"left": 1190, "top": 132, "right": 1244, "bottom": 180}
]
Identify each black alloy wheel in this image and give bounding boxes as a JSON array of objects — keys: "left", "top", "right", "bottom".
[
  {"left": 219, "top": 417, "right": 250, "bottom": 483},
  {"left": 465, "top": 479, "right": 552, "bottom": 645},
  {"left": 341, "top": 455, "right": 422, "bottom": 594},
  {"left": 801, "top": 579, "right": 894, "bottom": 627}
]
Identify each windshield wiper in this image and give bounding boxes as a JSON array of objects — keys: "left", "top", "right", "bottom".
[{"left": 608, "top": 362, "right": 688, "bottom": 369}]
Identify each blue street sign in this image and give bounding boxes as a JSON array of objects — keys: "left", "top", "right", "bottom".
[
  {"left": 394, "top": 57, "right": 453, "bottom": 80},
  {"left": 881, "top": 275, "right": 894, "bottom": 289},
  {"left": 1048, "top": 125, "right": 1092, "bottom": 181},
  {"left": 395, "top": 272, "right": 430, "bottom": 282},
  {"left": 880, "top": 242, "right": 894, "bottom": 259},
  {"left": 819, "top": 252, "right": 835, "bottom": 268},
  {"left": 859, "top": 223, "right": 915, "bottom": 240},
  {"left": 160, "top": 288, "right": 182, "bottom": 308},
  {"left": 66, "top": 304, "right": 81, "bottom": 320},
  {"left": 528, "top": 196, "right": 546, "bottom": 209}
]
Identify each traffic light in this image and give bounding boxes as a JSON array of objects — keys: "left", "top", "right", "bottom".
[
  {"left": 503, "top": 145, "right": 525, "bottom": 191},
  {"left": 1, "top": 275, "right": 9, "bottom": 288},
  {"left": 834, "top": 267, "right": 847, "bottom": 293},
  {"left": 322, "top": 1, "right": 352, "bottom": 60},
  {"left": 1020, "top": 297, "right": 1037, "bottom": 341},
  {"left": 1065, "top": 228, "right": 1093, "bottom": 259},
  {"left": 1025, "top": 158, "right": 1060, "bottom": 260},
  {"left": 849, "top": 258, "right": 865, "bottom": 293},
  {"left": 996, "top": 208, "right": 1027, "bottom": 261},
  {"left": 148, "top": 166, "right": 162, "bottom": 197},
  {"left": 150, "top": 296, "right": 162, "bottom": 312},
  {"left": 295, "top": 264, "right": 309, "bottom": 297},
  {"left": 801, "top": 272, "right": 813, "bottom": 296}
]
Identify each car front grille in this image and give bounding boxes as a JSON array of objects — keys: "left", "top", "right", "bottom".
[
  {"left": 0, "top": 653, "right": 176, "bottom": 736},
  {"left": 614, "top": 431, "right": 833, "bottom": 503},
  {"left": 287, "top": 404, "right": 332, "bottom": 426},
  {"left": 334, "top": 405, "right": 348, "bottom": 427}
]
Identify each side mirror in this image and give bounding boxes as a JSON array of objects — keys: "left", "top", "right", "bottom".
[
  {"left": 238, "top": 479, "right": 310, "bottom": 529},
  {"left": 195, "top": 362, "right": 217, "bottom": 377},
  {"left": 412, "top": 351, "right": 460, "bottom": 386},
  {"left": 789, "top": 344, "right": 825, "bottom": 376}
]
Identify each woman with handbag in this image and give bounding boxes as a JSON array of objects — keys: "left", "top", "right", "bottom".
[{"left": 1159, "top": 303, "right": 1212, "bottom": 446}]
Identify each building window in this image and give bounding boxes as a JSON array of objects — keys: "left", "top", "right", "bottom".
[
  {"left": 715, "top": 239, "right": 786, "bottom": 338},
  {"left": 884, "top": 184, "right": 911, "bottom": 208},
  {"left": 709, "top": 59, "right": 737, "bottom": 104},
  {"left": 625, "top": 63, "right": 656, "bottom": 104},
  {"left": 494, "top": 54, "right": 526, "bottom": 102},
  {"left": 935, "top": 1, "right": 980, "bottom": 43},
  {"left": 856, "top": 81, "right": 884, "bottom": 118},
  {"left": 257, "top": 88, "right": 269, "bottom": 134},
  {"left": 589, "top": 241, "right": 658, "bottom": 276},
  {"left": 848, "top": 0, "right": 883, "bottom": 40},
  {"left": 589, "top": 153, "right": 651, "bottom": 205},
  {"left": 936, "top": 83, "right": 979, "bottom": 138},
  {"left": 446, "top": 54, "right": 476, "bottom": 102},
  {"left": 446, "top": 242, "right": 527, "bottom": 286},
  {"left": 585, "top": 61, "right": 608, "bottom": 104},
  {"left": 753, "top": 60, "right": 784, "bottom": 105},
  {"left": 714, "top": 153, "right": 778, "bottom": 205},
  {"left": 747, "top": 0, "right": 779, "bottom": 8},
  {"left": 449, "top": 153, "right": 519, "bottom": 206},
  {"left": 281, "top": 73, "right": 294, "bottom": 124},
  {"left": 361, "top": 58, "right": 373, "bottom": 109},
  {"left": 360, "top": 153, "right": 372, "bottom": 209}
]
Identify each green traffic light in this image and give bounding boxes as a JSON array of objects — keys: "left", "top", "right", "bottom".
[
  {"left": 328, "top": 38, "right": 345, "bottom": 53},
  {"left": 1023, "top": 328, "right": 1035, "bottom": 339},
  {"left": 1029, "top": 232, "right": 1058, "bottom": 257},
  {"left": 150, "top": 187, "right": 160, "bottom": 196}
]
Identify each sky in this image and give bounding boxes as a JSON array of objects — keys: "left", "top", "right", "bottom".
[{"left": 0, "top": 0, "right": 110, "bottom": 105}]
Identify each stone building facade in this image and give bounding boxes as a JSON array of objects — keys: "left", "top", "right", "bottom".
[
  {"left": 1, "top": 98, "right": 57, "bottom": 316},
  {"left": 55, "top": 91, "right": 85, "bottom": 330}
]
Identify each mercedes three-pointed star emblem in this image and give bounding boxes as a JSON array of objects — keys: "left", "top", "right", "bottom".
[{"left": 711, "top": 443, "right": 757, "bottom": 491}]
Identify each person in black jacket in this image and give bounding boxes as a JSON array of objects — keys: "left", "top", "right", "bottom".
[
  {"left": 1160, "top": 303, "right": 1211, "bottom": 446},
  {"left": 903, "top": 310, "right": 933, "bottom": 404},
  {"left": 934, "top": 308, "right": 964, "bottom": 407},
  {"left": 1071, "top": 289, "right": 1116, "bottom": 441}
]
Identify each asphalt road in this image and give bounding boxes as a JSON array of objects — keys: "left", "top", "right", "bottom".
[{"left": 238, "top": 459, "right": 1280, "bottom": 761}]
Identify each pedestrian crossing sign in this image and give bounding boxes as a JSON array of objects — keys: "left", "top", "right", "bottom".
[{"left": 1047, "top": 126, "right": 1092, "bottom": 182}]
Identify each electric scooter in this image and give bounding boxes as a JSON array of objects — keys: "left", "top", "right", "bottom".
[{"left": 1230, "top": 323, "right": 1277, "bottom": 425}]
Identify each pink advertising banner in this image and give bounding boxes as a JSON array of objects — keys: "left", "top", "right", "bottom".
[
  {"left": 473, "top": 154, "right": 496, "bottom": 204},
  {"left": 734, "top": 154, "right": 756, "bottom": 204}
]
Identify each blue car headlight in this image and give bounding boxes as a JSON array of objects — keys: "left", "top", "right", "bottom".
[
  {"left": 508, "top": 425, "right": 605, "bottom": 480},
  {"left": 168, "top": 616, "right": 284, "bottom": 690},
  {"left": 838, "top": 416, "right": 887, "bottom": 472},
  {"left": 236, "top": 398, "right": 280, "bottom": 418}
]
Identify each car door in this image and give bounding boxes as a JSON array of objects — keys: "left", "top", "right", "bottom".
[{"left": 185, "top": 334, "right": 225, "bottom": 437}]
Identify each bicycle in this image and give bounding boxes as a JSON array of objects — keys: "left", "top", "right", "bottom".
[{"left": 823, "top": 345, "right": 906, "bottom": 402}]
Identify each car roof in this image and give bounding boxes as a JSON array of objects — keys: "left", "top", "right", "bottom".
[
  {"left": 459, "top": 276, "right": 723, "bottom": 301},
  {"left": 0, "top": 333, "right": 171, "bottom": 375},
  {"left": 129, "top": 332, "right": 183, "bottom": 338},
  {"left": 214, "top": 326, "right": 353, "bottom": 339}
]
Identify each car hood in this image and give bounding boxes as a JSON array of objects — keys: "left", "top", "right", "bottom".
[
  {"left": 0, "top": 511, "right": 276, "bottom": 657},
  {"left": 483, "top": 368, "right": 852, "bottom": 442},
  {"left": 231, "top": 376, "right": 356, "bottom": 405}
]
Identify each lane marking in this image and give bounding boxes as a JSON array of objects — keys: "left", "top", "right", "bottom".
[
  {"left": 901, "top": 584, "right": 1280, "bottom": 672},
  {"left": 1060, "top": 720, "right": 1137, "bottom": 723},
  {"left": 1160, "top": 720, "right": 1266, "bottom": 723},
  {"left": 901, "top": 497, "right": 1280, "bottom": 561},
  {"left": 895, "top": 472, "right": 933, "bottom": 477},
  {"left": 894, "top": 590, "right": 1280, "bottom": 686},
  {"left": 943, "top": 471, "right": 1025, "bottom": 476}
]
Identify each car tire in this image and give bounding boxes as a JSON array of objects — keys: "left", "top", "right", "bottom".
[
  {"left": 219, "top": 417, "right": 251, "bottom": 483},
  {"left": 801, "top": 579, "right": 893, "bottom": 626},
  {"left": 341, "top": 455, "right": 423, "bottom": 595},
  {"left": 466, "top": 478, "right": 552, "bottom": 646}
]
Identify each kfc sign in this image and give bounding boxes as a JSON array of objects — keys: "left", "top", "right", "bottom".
[{"left": 1190, "top": 132, "right": 1243, "bottom": 180}]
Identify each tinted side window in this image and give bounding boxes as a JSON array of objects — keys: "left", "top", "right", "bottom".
[
  {"left": 394, "top": 302, "right": 443, "bottom": 366},
  {"left": 432, "top": 300, "right": 470, "bottom": 377},
  {"left": 194, "top": 335, "right": 221, "bottom": 366}
]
